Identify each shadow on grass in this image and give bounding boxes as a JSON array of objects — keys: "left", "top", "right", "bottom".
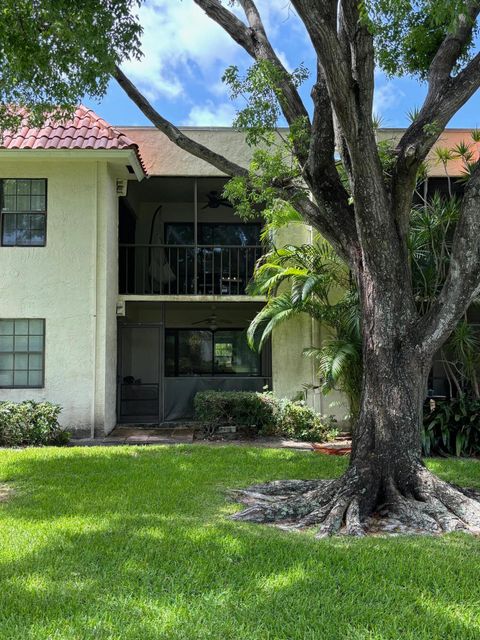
[{"left": 0, "top": 446, "right": 479, "bottom": 640}]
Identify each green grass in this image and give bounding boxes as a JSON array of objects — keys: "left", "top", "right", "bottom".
[{"left": 0, "top": 446, "right": 479, "bottom": 640}]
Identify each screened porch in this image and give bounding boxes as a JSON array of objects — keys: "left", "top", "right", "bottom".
[
  {"left": 119, "top": 177, "right": 264, "bottom": 296},
  {"left": 117, "top": 301, "right": 271, "bottom": 423}
]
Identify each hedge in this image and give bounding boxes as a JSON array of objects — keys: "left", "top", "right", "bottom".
[
  {"left": 194, "top": 391, "right": 336, "bottom": 442},
  {"left": 0, "top": 401, "right": 70, "bottom": 447}
]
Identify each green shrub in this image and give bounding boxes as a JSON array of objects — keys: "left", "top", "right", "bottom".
[
  {"left": 194, "top": 391, "right": 278, "bottom": 435},
  {"left": 423, "top": 396, "right": 480, "bottom": 457},
  {"left": 276, "top": 399, "right": 337, "bottom": 442},
  {"left": 0, "top": 401, "right": 70, "bottom": 447},
  {"left": 194, "top": 390, "right": 336, "bottom": 442}
]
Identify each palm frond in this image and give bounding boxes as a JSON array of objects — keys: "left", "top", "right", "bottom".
[{"left": 247, "top": 293, "right": 299, "bottom": 351}]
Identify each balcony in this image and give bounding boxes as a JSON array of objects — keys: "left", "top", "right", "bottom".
[
  {"left": 118, "top": 175, "right": 265, "bottom": 297},
  {"left": 119, "top": 243, "right": 263, "bottom": 296}
]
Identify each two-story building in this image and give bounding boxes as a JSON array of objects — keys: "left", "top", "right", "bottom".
[
  {"left": 0, "top": 107, "right": 324, "bottom": 436},
  {"left": 0, "top": 107, "right": 473, "bottom": 436}
]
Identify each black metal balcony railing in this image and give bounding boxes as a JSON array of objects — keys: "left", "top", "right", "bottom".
[{"left": 119, "top": 244, "right": 263, "bottom": 295}]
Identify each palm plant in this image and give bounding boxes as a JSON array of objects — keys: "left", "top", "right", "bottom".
[
  {"left": 247, "top": 238, "right": 362, "bottom": 418},
  {"left": 248, "top": 193, "right": 480, "bottom": 419},
  {"left": 409, "top": 193, "right": 460, "bottom": 315},
  {"left": 442, "top": 319, "right": 480, "bottom": 399}
]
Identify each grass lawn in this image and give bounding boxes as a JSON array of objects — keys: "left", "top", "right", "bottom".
[{"left": 0, "top": 446, "right": 479, "bottom": 640}]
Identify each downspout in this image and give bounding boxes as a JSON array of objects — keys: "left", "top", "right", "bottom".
[
  {"left": 194, "top": 178, "right": 198, "bottom": 294},
  {"left": 90, "top": 162, "right": 99, "bottom": 439},
  {"left": 309, "top": 224, "right": 321, "bottom": 413}
]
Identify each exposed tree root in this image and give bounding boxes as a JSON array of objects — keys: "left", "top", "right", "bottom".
[{"left": 230, "top": 465, "right": 480, "bottom": 537}]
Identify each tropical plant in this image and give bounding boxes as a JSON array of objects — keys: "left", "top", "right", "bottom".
[
  {"left": 248, "top": 187, "right": 480, "bottom": 421},
  {"left": 423, "top": 396, "right": 480, "bottom": 457},
  {"left": 409, "top": 193, "right": 460, "bottom": 314},
  {"left": 441, "top": 320, "right": 480, "bottom": 398},
  {"left": 247, "top": 238, "right": 362, "bottom": 419}
]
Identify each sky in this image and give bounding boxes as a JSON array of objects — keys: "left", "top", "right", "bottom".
[{"left": 84, "top": 0, "right": 480, "bottom": 129}]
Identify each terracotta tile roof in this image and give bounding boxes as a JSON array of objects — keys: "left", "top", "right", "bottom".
[{"left": 1, "top": 105, "right": 146, "bottom": 174}]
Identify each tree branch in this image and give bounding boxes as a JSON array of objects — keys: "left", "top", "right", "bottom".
[
  {"left": 289, "top": 192, "right": 357, "bottom": 264},
  {"left": 113, "top": 65, "right": 248, "bottom": 178},
  {"left": 429, "top": 1, "right": 480, "bottom": 88},
  {"left": 395, "top": 55, "right": 480, "bottom": 176},
  {"left": 305, "top": 63, "right": 358, "bottom": 256},
  {"left": 289, "top": 0, "right": 355, "bottom": 131},
  {"left": 290, "top": 0, "right": 382, "bottom": 192},
  {"left": 338, "top": 0, "right": 375, "bottom": 118},
  {"left": 416, "top": 163, "right": 480, "bottom": 355},
  {"left": 290, "top": 1, "right": 412, "bottom": 290},
  {"left": 193, "top": 0, "right": 310, "bottom": 135},
  {"left": 392, "top": 6, "right": 480, "bottom": 235}
]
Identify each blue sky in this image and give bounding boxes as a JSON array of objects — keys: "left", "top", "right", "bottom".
[{"left": 85, "top": 0, "right": 480, "bottom": 129}]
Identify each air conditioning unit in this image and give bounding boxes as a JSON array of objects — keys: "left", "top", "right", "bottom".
[{"left": 116, "top": 179, "right": 128, "bottom": 197}]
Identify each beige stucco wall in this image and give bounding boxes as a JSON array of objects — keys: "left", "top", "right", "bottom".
[
  {"left": 271, "top": 222, "right": 316, "bottom": 401},
  {"left": 0, "top": 159, "right": 120, "bottom": 435},
  {"left": 123, "top": 126, "right": 474, "bottom": 179},
  {"left": 270, "top": 221, "right": 351, "bottom": 426}
]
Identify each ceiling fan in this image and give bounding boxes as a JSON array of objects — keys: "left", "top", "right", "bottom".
[
  {"left": 202, "top": 190, "right": 233, "bottom": 209},
  {"left": 192, "top": 306, "right": 233, "bottom": 330}
]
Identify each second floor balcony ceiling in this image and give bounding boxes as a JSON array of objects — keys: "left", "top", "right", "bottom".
[{"left": 119, "top": 176, "right": 264, "bottom": 297}]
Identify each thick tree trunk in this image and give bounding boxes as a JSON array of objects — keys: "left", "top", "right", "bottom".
[
  {"left": 348, "top": 340, "right": 428, "bottom": 515},
  {"left": 232, "top": 275, "right": 480, "bottom": 537}
]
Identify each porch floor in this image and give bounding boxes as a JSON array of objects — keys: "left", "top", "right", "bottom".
[{"left": 103, "top": 425, "right": 196, "bottom": 445}]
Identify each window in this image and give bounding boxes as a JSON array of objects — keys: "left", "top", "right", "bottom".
[
  {"left": 1, "top": 179, "right": 47, "bottom": 246},
  {"left": 0, "top": 319, "right": 45, "bottom": 388},
  {"left": 165, "top": 330, "right": 213, "bottom": 376},
  {"left": 214, "top": 330, "right": 260, "bottom": 375},
  {"left": 165, "top": 329, "right": 261, "bottom": 377}
]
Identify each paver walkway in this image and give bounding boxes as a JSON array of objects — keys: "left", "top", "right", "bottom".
[{"left": 70, "top": 426, "right": 351, "bottom": 452}]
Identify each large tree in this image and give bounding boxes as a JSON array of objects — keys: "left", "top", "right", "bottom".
[
  {"left": 115, "top": 0, "right": 480, "bottom": 536},
  {"left": 122, "top": 0, "right": 480, "bottom": 536},
  {"left": 5, "top": 1, "right": 480, "bottom": 535},
  {"left": 116, "top": 1, "right": 480, "bottom": 536}
]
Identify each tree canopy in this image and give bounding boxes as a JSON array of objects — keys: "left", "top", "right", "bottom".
[{"left": 0, "top": 0, "right": 142, "bottom": 128}]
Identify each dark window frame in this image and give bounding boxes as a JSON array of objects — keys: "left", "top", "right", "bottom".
[
  {"left": 0, "top": 318, "right": 46, "bottom": 389},
  {"left": 1, "top": 179, "right": 48, "bottom": 247},
  {"left": 165, "top": 327, "right": 262, "bottom": 378}
]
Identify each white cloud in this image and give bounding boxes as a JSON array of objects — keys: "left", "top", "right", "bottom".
[
  {"left": 122, "top": 0, "right": 245, "bottom": 100},
  {"left": 121, "top": 1, "right": 307, "bottom": 102},
  {"left": 185, "top": 101, "right": 237, "bottom": 126},
  {"left": 373, "top": 80, "right": 404, "bottom": 118}
]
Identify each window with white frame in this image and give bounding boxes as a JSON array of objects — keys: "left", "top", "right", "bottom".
[
  {"left": 0, "top": 319, "right": 45, "bottom": 388},
  {"left": 1, "top": 179, "right": 47, "bottom": 246}
]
